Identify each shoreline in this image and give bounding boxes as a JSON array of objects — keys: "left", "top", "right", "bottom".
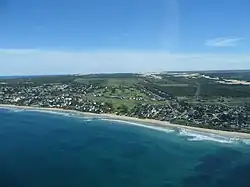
[{"left": 1, "top": 104, "right": 250, "bottom": 139}]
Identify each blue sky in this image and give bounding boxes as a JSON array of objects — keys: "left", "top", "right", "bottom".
[{"left": 0, "top": 0, "right": 250, "bottom": 75}]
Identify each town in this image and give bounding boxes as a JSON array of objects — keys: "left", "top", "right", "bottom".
[{"left": 1, "top": 71, "right": 250, "bottom": 133}]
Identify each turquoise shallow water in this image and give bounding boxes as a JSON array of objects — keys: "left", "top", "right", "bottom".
[{"left": 0, "top": 108, "right": 250, "bottom": 187}]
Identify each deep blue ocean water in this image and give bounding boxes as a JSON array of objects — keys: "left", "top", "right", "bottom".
[{"left": 0, "top": 108, "right": 250, "bottom": 187}]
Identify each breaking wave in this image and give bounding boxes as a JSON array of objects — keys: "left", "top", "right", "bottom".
[
  {"left": 187, "top": 136, "right": 234, "bottom": 144},
  {"left": 179, "top": 129, "right": 238, "bottom": 144},
  {"left": 88, "top": 118, "right": 250, "bottom": 145},
  {"left": 0, "top": 107, "right": 24, "bottom": 113},
  {"left": 241, "top": 139, "right": 250, "bottom": 145},
  {"left": 2, "top": 106, "right": 250, "bottom": 146},
  {"left": 101, "top": 118, "right": 175, "bottom": 133},
  {"left": 28, "top": 109, "right": 73, "bottom": 117}
]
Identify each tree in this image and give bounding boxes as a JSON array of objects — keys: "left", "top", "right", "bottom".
[
  {"left": 111, "top": 87, "right": 116, "bottom": 94},
  {"left": 117, "top": 104, "right": 129, "bottom": 114},
  {"left": 105, "top": 102, "right": 114, "bottom": 112}
]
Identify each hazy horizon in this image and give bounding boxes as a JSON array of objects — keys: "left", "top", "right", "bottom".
[{"left": 1, "top": 68, "right": 250, "bottom": 77}]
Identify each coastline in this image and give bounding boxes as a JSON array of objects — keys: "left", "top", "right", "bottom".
[{"left": 1, "top": 104, "right": 250, "bottom": 139}]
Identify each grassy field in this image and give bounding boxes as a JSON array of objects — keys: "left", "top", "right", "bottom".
[
  {"left": 86, "top": 96, "right": 166, "bottom": 109},
  {"left": 74, "top": 77, "right": 141, "bottom": 86},
  {"left": 100, "top": 87, "right": 149, "bottom": 98},
  {"left": 86, "top": 96, "right": 136, "bottom": 109},
  {"left": 3, "top": 72, "right": 250, "bottom": 107}
]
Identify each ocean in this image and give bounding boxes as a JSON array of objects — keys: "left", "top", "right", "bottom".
[{"left": 0, "top": 108, "right": 250, "bottom": 187}]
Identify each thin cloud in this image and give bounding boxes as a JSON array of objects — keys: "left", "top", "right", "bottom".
[
  {"left": 1, "top": 49, "right": 250, "bottom": 75},
  {"left": 0, "top": 48, "right": 39, "bottom": 54},
  {"left": 205, "top": 37, "right": 245, "bottom": 47}
]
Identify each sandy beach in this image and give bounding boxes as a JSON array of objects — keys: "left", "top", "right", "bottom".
[{"left": 1, "top": 104, "right": 250, "bottom": 139}]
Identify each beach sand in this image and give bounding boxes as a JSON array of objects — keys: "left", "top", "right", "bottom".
[{"left": 1, "top": 104, "right": 250, "bottom": 139}]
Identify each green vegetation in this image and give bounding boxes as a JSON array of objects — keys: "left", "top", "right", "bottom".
[
  {"left": 2, "top": 70, "right": 250, "bottom": 133},
  {"left": 86, "top": 96, "right": 137, "bottom": 109},
  {"left": 74, "top": 77, "right": 140, "bottom": 86}
]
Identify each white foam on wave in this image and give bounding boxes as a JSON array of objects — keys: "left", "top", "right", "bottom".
[
  {"left": 68, "top": 114, "right": 105, "bottom": 122},
  {"left": 3, "top": 107, "right": 250, "bottom": 145},
  {"left": 179, "top": 129, "right": 235, "bottom": 144},
  {"left": 83, "top": 118, "right": 94, "bottom": 122},
  {"left": 188, "top": 136, "right": 234, "bottom": 144},
  {"left": 241, "top": 139, "right": 250, "bottom": 145},
  {"left": 0, "top": 106, "right": 72, "bottom": 117},
  {"left": 29, "top": 109, "right": 72, "bottom": 117},
  {"left": 10, "top": 108, "right": 24, "bottom": 112},
  {"left": 101, "top": 118, "right": 175, "bottom": 133},
  {"left": 1, "top": 107, "right": 24, "bottom": 113}
]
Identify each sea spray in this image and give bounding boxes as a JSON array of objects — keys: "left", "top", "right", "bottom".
[
  {"left": 101, "top": 118, "right": 175, "bottom": 133},
  {"left": 0, "top": 107, "right": 24, "bottom": 113},
  {"left": 179, "top": 129, "right": 237, "bottom": 144},
  {"left": 241, "top": 139, "right": 250, "bottom": 145},
  {"left": 1, "top": 108, "right": 250, "bottom": 187},
  {"left": 2, "top": 106, "right": 250, "bottom": 145},
  {"left": 29, "top": 109, "right": 73, "bottom": 117}
]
